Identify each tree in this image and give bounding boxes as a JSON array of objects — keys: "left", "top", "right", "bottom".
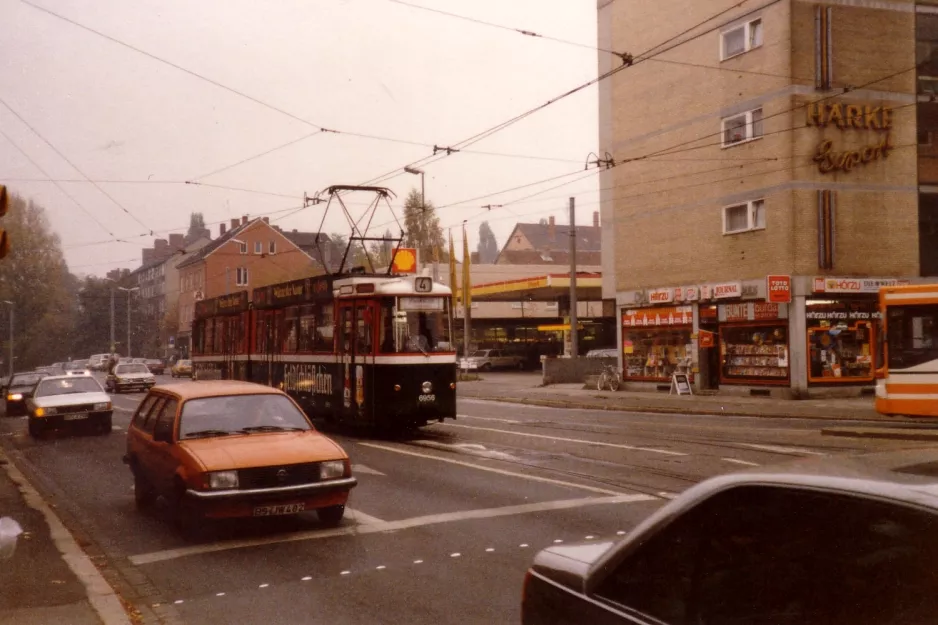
[
  {"left": 330, "top": 232, "right": 369, "bottom": 271},
  {"left": 0, "top": 194, "right": 78, "bottom": 369},
  {"left": 368, "top": 228, "right": 396, "bottom": 269},
  {"left": 538, "top": 218, "right": 548, "bottom": 225},
  {"left": 187, "top": 212, "right": 206, "bottom": 239},
  {"left": 402, "top": 189, "right": 444, "bottom": 266},
  {"left": 477, "top": 221, "right": 499, "bottom": 264}
]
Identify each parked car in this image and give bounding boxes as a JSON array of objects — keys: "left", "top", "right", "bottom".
[
  {"left": 4, "top": 372, "right": 47, "bottom": 417},
  {"left": 105, "top": 363, "right": 156, "bottom": 394},
  {"left": 459, "top": 349, "right": 525, "bottom": 371},
  {"left": 122, "top": 381, "right": 357, "bottom": 535},
  {"left": 26, "top": 374, "right": 112, "bottom": 437},
  {"left": 89, "top": 354, "right": 109, "bottom": 371},
  {"left": 521, "top": 448, "right": 938, "bottom": 624},
  {"left": 585, "top": 348, "right": 618, "bottom": 358},
  {"left": 170, "top": 359, "right": 193, "bottom": 378},
  {"left": 145, "top": 359, "right": 165, "bottom": 375}
]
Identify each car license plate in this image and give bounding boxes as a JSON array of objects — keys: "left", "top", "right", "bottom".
[
  {"left": 63, "top": 413, "right": 88, "bottom": 421},
  {"left": 253, "top": 503, "right": 305, "bottom": 517}
]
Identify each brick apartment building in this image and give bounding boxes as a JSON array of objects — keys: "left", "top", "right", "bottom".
[
  {"left": 598, "top": 0, "right": 938, "bottom": 397},
  {"left": 175, "top": 215, "right": 321, "bottom": 355}
]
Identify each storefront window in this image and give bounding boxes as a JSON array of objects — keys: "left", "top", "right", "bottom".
[
  {"left": 806, "top": 300, "right": 879, "bottom": 384},
  {"left": 721, "top": 325, "right": 789, "bottom": 382},
  {"left": 622, "top": 329, "right": 693, "bottom": 380}
]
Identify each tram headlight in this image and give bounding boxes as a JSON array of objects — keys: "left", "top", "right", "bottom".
[
  {"left": 421, "top": 381, "right": 433, "bottom": 394},
  {"left": 450, "top": 383, "right": 456, "bottom": 390},
  {"left": 393, "top": 384, "right": 401, "bottom": 391}
]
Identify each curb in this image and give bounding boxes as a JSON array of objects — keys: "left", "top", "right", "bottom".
[
  {"left": 821, "top": 426, "right": 938, "bottom": 441},
  {"left": 458, "top": 392, "right": 922, "bottom": 423},
  {"left": 0, "top": 448, "right": 132, "bottom": 625}
]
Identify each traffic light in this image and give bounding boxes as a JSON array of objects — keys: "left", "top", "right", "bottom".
[{"left": 0, "top": 185, "right": 8, "bottom": 259}]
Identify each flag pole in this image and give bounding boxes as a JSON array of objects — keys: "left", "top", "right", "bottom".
[{"left": 462, "top": 222, "right": 471, "bottom": 361}]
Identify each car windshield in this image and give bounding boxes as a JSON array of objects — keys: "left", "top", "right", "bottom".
[
  {"left": 10, "top": 374, "right": 43, "bottom": 387},
  {"left": 178, "top": 394, "right": 312, "bottom": 439},
  {"left": 470, "top": 351, "right": 490, "bottom": 358},
  {"left": 116, "top": 364, "right": 150, "bottom": 374},
  {"left": 177, "top": 360, "right": 191, "bottom": 366},
  {"left": 35, "top": 377, "right": 103, "bottom": 397}
]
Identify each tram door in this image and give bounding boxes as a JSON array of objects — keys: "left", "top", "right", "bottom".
[{"left": 337, "top": 300, "right": 376, "bottom": 423}]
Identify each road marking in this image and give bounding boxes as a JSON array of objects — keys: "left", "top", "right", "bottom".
[
  {"left": 437, "top": 423, "right": 688, "bottom": 456},
  {"left": 128, "top": 493, "right": 654, "bottom": 565},
  {"left": 352, "top": 464, "right": 386, "bottom": 476},
  {"left": 457, "top": 414, "right": 522, "bottom": 424},
  {"left": 361, "top": 442, "right": 629, "bottom": 495},
  {"left": 722, "top": 458, "right": 760, "bottom": 467},
  {"left": 410, "top": 440, "right": 519, "bottom": 462},
  {"left": 738, "top": 443, "right": 826, "bottom": 456},
  {"left": 0, "top": 449, "right": 132, "bottom": 625},
  {"left": 346, "top": 508, "right": 385, "bottom": 525}
]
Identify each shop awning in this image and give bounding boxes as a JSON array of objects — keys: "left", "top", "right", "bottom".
[
  {"left": 465, "top": 272, "right": 602, "bottom": 302},
  {"left": 537, "top": 323, "right": 586, "bottom": 332}
]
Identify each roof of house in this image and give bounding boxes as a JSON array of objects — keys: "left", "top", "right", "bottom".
[
  {"left": 495, "top": 249, "right": 603, "bottom": 265},
  {"left": 511, "top": 223, "right": 602, "bottom": 252},
  {"left": 278, "top": 230, "right": 332, "bottom": 249},
  {"left": 176, "top": 220, "right": 253, "bottom": 269}
]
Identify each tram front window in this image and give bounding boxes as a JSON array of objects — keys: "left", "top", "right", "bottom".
[{"left": 380, "top": 297, "right": 452, "bottom": 353}]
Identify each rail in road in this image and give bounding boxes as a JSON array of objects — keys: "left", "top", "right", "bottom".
[{"left": 0, "top": 376, "right": 921, "bottom": 625}]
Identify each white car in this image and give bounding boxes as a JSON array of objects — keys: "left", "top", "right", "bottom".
[
  {"left": 459, "top": 349, "right": 526, "bottom": 371},
  {"left": 105, "top": 363, "right": 156, "bottom": 394},
  {"left": 26, "top": 375, "right": 113, "bottom": 437}
]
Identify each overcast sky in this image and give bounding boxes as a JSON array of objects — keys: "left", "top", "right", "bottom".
[{"left": 0, "top": 0, "right": 601, "bottom": 276}]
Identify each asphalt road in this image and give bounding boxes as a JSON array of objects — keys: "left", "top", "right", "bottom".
[{"left": 0, "top": 373, "right": 929, "bottom": 625}]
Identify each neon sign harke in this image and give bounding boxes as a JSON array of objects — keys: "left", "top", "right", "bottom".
[{"left": 806, "top": 102, "right": 894, "bottom": 174}]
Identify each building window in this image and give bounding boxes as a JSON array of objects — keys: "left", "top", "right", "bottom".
[
  {"left": 236, "top": 267, "right": 249, "bottom": 286},
  {"left": 239, "top": 241, "right": 248, "bottom": 255},
  {"left": 723, "top": 199, "right": 765, "bottom": 235},
  {"left": 269, "top": 240, "right": 277, "bottom": 255},
  {"left": 721, "top": 18, "right": 763, "bottom": 60},
  {"left": 254, "top": 241, "right": 262, "bottom": 254},
  {"left": 722, "top": 108, "right": 763, "bottom": 147}
]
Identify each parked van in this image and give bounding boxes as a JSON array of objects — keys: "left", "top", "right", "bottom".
[{"left": 89, "top": 354, "right": 110, "bottom": 371}]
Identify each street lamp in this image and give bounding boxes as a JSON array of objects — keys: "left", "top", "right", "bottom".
[
  {"left": 1, "top": 301, "right": 12, "bottom": 377},
  {"left": 404, "top": 166, "right": 425, "bottom": 212},
  {"left": 118, "top": 287, "right": 139, "bottom": 358}
]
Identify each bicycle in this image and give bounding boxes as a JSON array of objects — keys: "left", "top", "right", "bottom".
[{"left": 596, "top": 363, "right": 622, "bottom": 391}]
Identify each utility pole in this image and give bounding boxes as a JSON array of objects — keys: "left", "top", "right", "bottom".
[
  {"left": 569, "top": 197, "right": 578, "bottom": 358},
  {"left": 2, "top": 301, "right": 12, "bottom": 377},
  {"left": 127, "top": 294, "right": 132, "bottom": 358},
  {"left": 110, "top": 288, "right": 115, "bottom": 354}
]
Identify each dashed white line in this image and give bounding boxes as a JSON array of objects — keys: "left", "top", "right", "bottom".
[
  {"left": 722, "top": 457, "right": 760, "bottom": 467},
  {"left": 413, "top": 559, "right": 423, "bottom": 564},
  {"left": 375, "top": 565, "right": 386, "bottom": 570},
  {"left": 485, "top": 548, "right": 495, "bottom": 552},
  {"left": 450, "top": 553, "right": 461, "bottom": 558},
  {"left": 340, "top": 571, "right": 350, "bottom": 576},
  {"left": 738, "top": 443, "right": 826, "bottom": 456},
  {"left": 437, "top": 423, "right": 688, "bottom": 456},
  {"left": 352, "top": 464, "right": 386, "bottom": 476},
  {"left": 216, "top": 592, "right": 225, "bottom": 597},
  {"left": 553, "top": 539, "right": 563, "bottom": 544},
  {"left": 585, "top": 535, "right": 595, "bottom": 540},
  {"left": 457, "top": 414, "right": 522, "bottom": 424},
  {"left": 520, "top": 543, "right": 529, "bottom": 548},
  {"left": 301, "top": 576, "right": 312, "bottom": 581},
  {"left": 259, "top": 583, "right": 269, "bottom": 588}
]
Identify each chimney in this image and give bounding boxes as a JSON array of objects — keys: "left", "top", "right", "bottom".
[
  {"left": 230, "top": 218, "right": 239, "bottom": 230},
  {"left": 241, "top": 214, "right": 248, "bottom": 225},
  {"left": 292, "top": 229, "right": 298, "bottom": 233},
  {"left": 154, "top": 239, "right": 169, "bottom": 259},
  {"left": 592, "top": 211, "right": 599, "bottom": 227},
  {"left": 169, "top": 233, "right": 183, "bottom": 250},
  {"left": 262, "top": 216, "right": 269, "bottom": 224},
  {"left": 220, "top": 223, "right": 227, "bottom": 236},
  {"left": 548, "top": 215, "right": 556, "bottom": 242},
  {"left": 142, "top": 248, "right": 155, "bottom": 265}
]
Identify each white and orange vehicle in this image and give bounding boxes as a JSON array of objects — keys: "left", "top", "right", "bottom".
[{"left": 876, "top": 284, "right": 938, "bottom": 417}]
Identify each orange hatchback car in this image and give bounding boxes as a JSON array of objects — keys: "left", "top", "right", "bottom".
[{"left": 123, "top": 381, "right": 357, "bottom": 531}]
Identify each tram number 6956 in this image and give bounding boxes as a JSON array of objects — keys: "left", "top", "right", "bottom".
[{"left": 418, "top": 394, "right": 436, "bottom": 403}]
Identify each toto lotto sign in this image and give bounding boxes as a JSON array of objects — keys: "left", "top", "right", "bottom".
[{"left": 766, "top": 275, "right": 792, "bottom": 303}]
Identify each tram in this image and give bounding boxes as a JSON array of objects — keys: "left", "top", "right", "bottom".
[{"left": 190, "top": 271, "right": 457, "bottom": 431}]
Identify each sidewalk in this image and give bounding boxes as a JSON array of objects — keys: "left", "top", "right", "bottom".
[
  {"left": 0, "top": 449, "right": 130, "bottom": 625},
  {"left": 458, "top": 374, "right": 936, "bottom": 424}
]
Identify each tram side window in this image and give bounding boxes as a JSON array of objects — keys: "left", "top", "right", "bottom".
[
  {"left": 297, "top": 306, "right": 313, "bottom": 352},
  {"left": 283, "top": 307, "right": 298, "bottom": 353},
  {"left": 204, "top": 319, "right": 215, "bottom": 356},
  {"left": 340, "top": 307, "right": 352, "bottom": 354},
  {"left": 887, "top": 304, "right": 938, "bottom": 370},
  {"left": 315, "top": 303, "right": 334, "bottom": 351},
  {"left": 271, "top": 311, "right": 283, "bottom": 354},
  {"left": 356, "top": 306, "right": 373, "bottom": 354},
  {"left": 255, "top": 313, "right": 267, "bottom": 353}
]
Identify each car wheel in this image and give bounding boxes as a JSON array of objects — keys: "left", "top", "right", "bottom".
[
  {"left": 317, "top": 504, "right": 345, "bottom": 527},
  {"left": 96, "top": 414, "right": 112, "bottom": 435},
  {"left": 27, "top": 417, "right": 43, "bottom": 438},
  {"left": 480, "top": 363, "right": 492, "bottom": 372},
  {"left": 133, "top": 471, "right": 157, "bottom": 510}
]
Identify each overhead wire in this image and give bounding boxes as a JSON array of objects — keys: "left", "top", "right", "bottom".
[
  {"left": 0, "top": 128, "right": 117, "bottom": 239},
  {"left": 0, "top": 97, "right": 155, "bottom": 234}
]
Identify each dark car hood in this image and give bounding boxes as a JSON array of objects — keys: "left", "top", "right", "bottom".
[
  {"left": 7, "top": 385, "right": 36, "bottom": 396},
  {"left": 530, "top": 540, "right": 617, "bottom": 592}
]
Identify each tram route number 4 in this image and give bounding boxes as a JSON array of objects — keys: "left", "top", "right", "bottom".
[{"left": 670, "top": 373, "right": 693, "bottom": 396}]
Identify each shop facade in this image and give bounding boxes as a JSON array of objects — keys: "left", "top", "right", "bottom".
[{"left": 616, "top": 275, "right": 915, "bottom": 398}]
